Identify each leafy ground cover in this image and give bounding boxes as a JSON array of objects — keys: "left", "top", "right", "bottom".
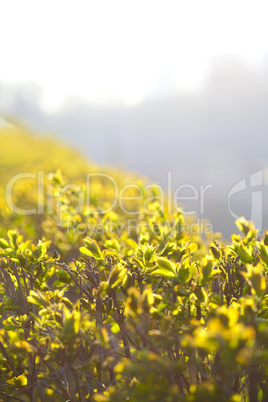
[{"left": 0, "top": 128, "right": 267, "bottom": 401}]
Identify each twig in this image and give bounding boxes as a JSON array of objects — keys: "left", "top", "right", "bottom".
[
  {"left": 0, "top": 391, "right": 26, "bottom": 402},
  {"left": 41, "top": 358, "right": 71, "bottom": 401},
  {"left": 0, "top": 340, "right": 19, "bottom": 377},
  {"left": 111, "top": 289, "right": 131, "bottom": 359},
  {"left": 13, "top": 262, "right": 28, "bottom": 314}
]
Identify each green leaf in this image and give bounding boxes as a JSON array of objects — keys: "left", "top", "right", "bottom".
[
  {"left": 29, "top": 312, "right": 42, "bottom": 325},
  {"left": 125, "top": 238, "right": 139, "bottom": 250},
  {"left": 188, "top": 243, "right": 198, "bottom": 253},
  {"left": 237, "top": 245, "right": 253, "bottom": 263},
  {"left": 105, "top": 238, "right": 120, "bottom": 251},
  {"left": 201, "top": 258, "right": 213, "bottom": 283},
  {"left": 235, "top": 217, "right": 254, "bottom": 235},
  {"left": 257, "top": 242, "right": 268, "bottom": 265},
  {"left": 195, "top": 286, "right": 207, "bottom": 303},
  {"left": 210, "top": 246, "right": 222, "bottom": 260},
  {"left": 7, "top": 230, "right": 19, "bottom": 251},
  {"left": 250, "top": 267, "right": 267, "bottom": 297},
  {"left": 178, "top": 263, "right": 196, "bottom": 283},
  {"left": 150, "top": 257, "right": 176, "bottom": 278},
  {"left": 36, "top": 240, "right": 49, "bottom": 260},
  {"left": 133, "top": 257, "right": 146, "bottom": 270},
  {"left": 0, "top": 238, "right": 10, "bottom": 249},
  {"left": 108, "top": 264, "right": 127, "bottom": 289},
  {"left": 80, "top": 237, "right": 102, "bottom": 260},
  {"left": 80, "top": 298, "right": 91, "bottom": 310},
  {"left": 27, "top": 290, "right": 50, "bottom": 307},
  {"left": 61, "top": 297, "right": 73, "bottom": 309}
]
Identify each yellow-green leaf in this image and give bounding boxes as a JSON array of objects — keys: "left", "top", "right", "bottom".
[{"left": 150, "top": 257, "right": 176, "bottom": 278}]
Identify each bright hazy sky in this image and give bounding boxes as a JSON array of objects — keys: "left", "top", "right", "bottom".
[{"left": 1, "top": 0, "right": 268, "bottom": 111}]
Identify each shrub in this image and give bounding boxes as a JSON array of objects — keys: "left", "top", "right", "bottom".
[
  {"left": 0, "top": 128, "right": 267, "bottom": 401},
  {"left": 0, "top": 216, "right": 267, "bottom": 401}
]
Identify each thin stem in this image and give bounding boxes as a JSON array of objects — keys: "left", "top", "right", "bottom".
[{"left": 0, "top": 340, "right": 19, "bottom": 377}]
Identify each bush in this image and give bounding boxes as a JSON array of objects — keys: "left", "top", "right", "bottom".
[{"left": 0, "top": 128, "right": 267, "bottom": 401}]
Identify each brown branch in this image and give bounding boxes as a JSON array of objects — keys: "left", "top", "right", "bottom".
[
  {"left": 13, "top": 262, "right": 28, "bottom": 314},
  {"left": 111, "top": 289, "right": 131, "bottom": 359},
  {"left": 0, "top": 267, "right": 20, "bottom": 305},
  {"left": 0, "top": 340, "right": 19, "bottom": 377},
  {"left": 0, "top": 391, "right": 26, "bottom": 402},
  {"left": 41, "top": 358, "right": 71, "bottom": 401}
]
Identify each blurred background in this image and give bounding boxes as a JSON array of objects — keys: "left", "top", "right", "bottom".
[{"left": 1, "top": 0, "right": 268, "bottom": 238}]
